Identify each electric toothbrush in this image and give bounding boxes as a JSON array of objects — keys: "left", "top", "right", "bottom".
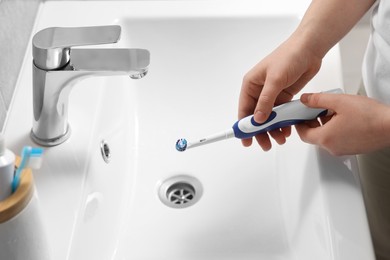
[{"left": 176, "top": 88, "right": 342, "bottom": 152}]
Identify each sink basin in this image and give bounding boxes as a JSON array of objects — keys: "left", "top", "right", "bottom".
[{"left": 4, "top": 1, "right": 374, "bottom": 259}]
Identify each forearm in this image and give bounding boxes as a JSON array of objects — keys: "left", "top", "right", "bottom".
[
  {"left": 380, "top": 106, "right": 390, "bottom": 149},
  {"left": 291, "top": 0, "right": 375, "bottom": 59}
]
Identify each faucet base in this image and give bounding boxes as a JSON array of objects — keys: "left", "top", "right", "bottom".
[{"left": 30, "top": 126, "right": 72, "bottom": 147}]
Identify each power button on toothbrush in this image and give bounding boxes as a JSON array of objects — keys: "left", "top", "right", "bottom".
[{"left": 250, "top": 111, "right": 277, "bottom": 126}]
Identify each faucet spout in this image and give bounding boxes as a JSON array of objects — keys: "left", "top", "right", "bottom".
[
  {"left": 70, "top": 48, "right": 149, "bottom": 78},
  {"left": 30, "top": 26, "right": 150, "bottom": 146}
]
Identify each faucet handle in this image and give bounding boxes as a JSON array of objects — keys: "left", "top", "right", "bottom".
[{"left": 32, "top": 25, "right": 121, "bottom": 70}]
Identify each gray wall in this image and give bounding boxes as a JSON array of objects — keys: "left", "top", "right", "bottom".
[{"left": 0, "top": 0, "right": 40, "bottom": 131}]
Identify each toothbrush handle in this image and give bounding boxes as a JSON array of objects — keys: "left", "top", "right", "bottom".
[{"left": 232, "top": 88, "right": 343, "bottom": 139}]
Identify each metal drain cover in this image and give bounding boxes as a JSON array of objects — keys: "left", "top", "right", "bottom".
[
  {"left": 158, "top": 175, "right": 203, "bottom": 209},
  {"left": 167, "top": 182, "right": 195, "bottom": 205}
]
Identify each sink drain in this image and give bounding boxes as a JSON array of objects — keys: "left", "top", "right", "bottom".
[
  {"left": 167, "top": 182, "right": 195, "bottom": 205},
  {"left": 158, "top": 175, "right": 203, "bottom": 209}
]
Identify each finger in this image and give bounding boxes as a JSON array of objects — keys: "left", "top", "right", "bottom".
[
  {"left": 255, "top": 67, "right": 287, "bottom": 123},
  {"left": 306, "top": 118, "right": 321, "bottom": 128},
  {"left": 253, "top": 65, "right": 317, "bottom": 123},
  {"left": 269, "top": 128, "right": 287, "bottom": 145},
  {"left": 253, "top": 89, "right": 294, "bottom": 126},
  {"left": 295, "top": 120, "right": 323, "bottom": 145},
  {"left": 241, "top": 138, "right": 253, "bottom": 147},
  {"left": 300, "top": 92, "right": 342, "bottom": 110},
  {"left": 238, "top": 88, "right": 259, "bottom": 120},
  {"left": 281, "top": 126, "right": 292, "bottom": 138},
  {"left": 254, "top": 85, "right": 280, "bottom": 123},
  {"left": 254, "top": 133, "right": 272, "bottom": 151},
  {"left": 319, "top": 115, "right": 333, "bottom": 125},
  {"left": 238, "top": 67, "right": 266, "bottom": 120}
]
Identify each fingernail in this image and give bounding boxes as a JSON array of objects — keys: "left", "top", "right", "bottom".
[
  {"left": 301, "top": 94, "right": 312, "bottom": 103},
  {"left": 254, "top": 111, "right": 267, "bottom": 123}
]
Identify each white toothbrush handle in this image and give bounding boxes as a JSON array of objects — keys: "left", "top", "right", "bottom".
[{"left": 232, "top": 88, "right": 343, "bottom": 139}]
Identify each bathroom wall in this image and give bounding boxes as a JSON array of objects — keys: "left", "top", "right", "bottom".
[{"left": 0, "top": 0, "right": 40, "bottom": 131}]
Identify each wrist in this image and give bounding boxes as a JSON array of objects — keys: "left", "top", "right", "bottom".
[{"left": 289, "top": 23, "right": 330, "bottom": 60}]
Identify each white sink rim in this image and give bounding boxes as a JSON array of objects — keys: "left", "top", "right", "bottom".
[{"left": 3, "top": 1, "right": 374, "bottom": 260}]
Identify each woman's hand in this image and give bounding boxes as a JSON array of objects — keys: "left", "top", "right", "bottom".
[
  {"left": 296, "top": 92, "right": 390, "bottom": 156},
  {"left": 237, "top": 0, "right": 375, "bottom": 151},
  {"left": 238, "top": 36, "right": 322, "bottom": 150}
]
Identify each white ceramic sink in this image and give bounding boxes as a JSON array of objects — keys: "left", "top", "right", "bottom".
[{"left": 4, "top": 1, "right": 374, "bottom": 259}]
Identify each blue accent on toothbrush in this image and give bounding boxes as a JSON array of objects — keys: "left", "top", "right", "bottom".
[
  {"left": 176, "top": 138, "right": 188, "bottom": 152},
  {"left": 317, "top": 110, "right": 328, "bottom": 118},
  {"left": 12, "top": 146, "right": 43, "bottom": 193},
  {"left": 232, "top": 115, "right": 324, "bottom": 139},
  {"left": 250, "top": 111, "right": 277, "bottom": 127}
]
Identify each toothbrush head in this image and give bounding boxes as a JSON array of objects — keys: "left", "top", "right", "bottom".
[
  {"left": 29, "top": 147, "right": 44, "bottom": 169},
  {"left": 175, "top": 138, "right": 187, "bottom": 152}
]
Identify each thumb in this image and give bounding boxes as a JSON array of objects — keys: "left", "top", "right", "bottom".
[
  {"left": 300, "top": 92, "right": 341, "bottom": 111},
  {"left": 254, "top": 78, "right": 288, "bottom": 123}
]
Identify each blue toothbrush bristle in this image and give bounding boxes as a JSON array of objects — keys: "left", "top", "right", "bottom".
[
  {"left": 176, "top": 138, "right": 187, "bottom": 152},
  {"left": 30, "top": 147, "right": 44, "bottom": 156}
]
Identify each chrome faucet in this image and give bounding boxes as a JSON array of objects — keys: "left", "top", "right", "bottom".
[{"left": 31, "top": 25, "right": 150, "bottom": 146}]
